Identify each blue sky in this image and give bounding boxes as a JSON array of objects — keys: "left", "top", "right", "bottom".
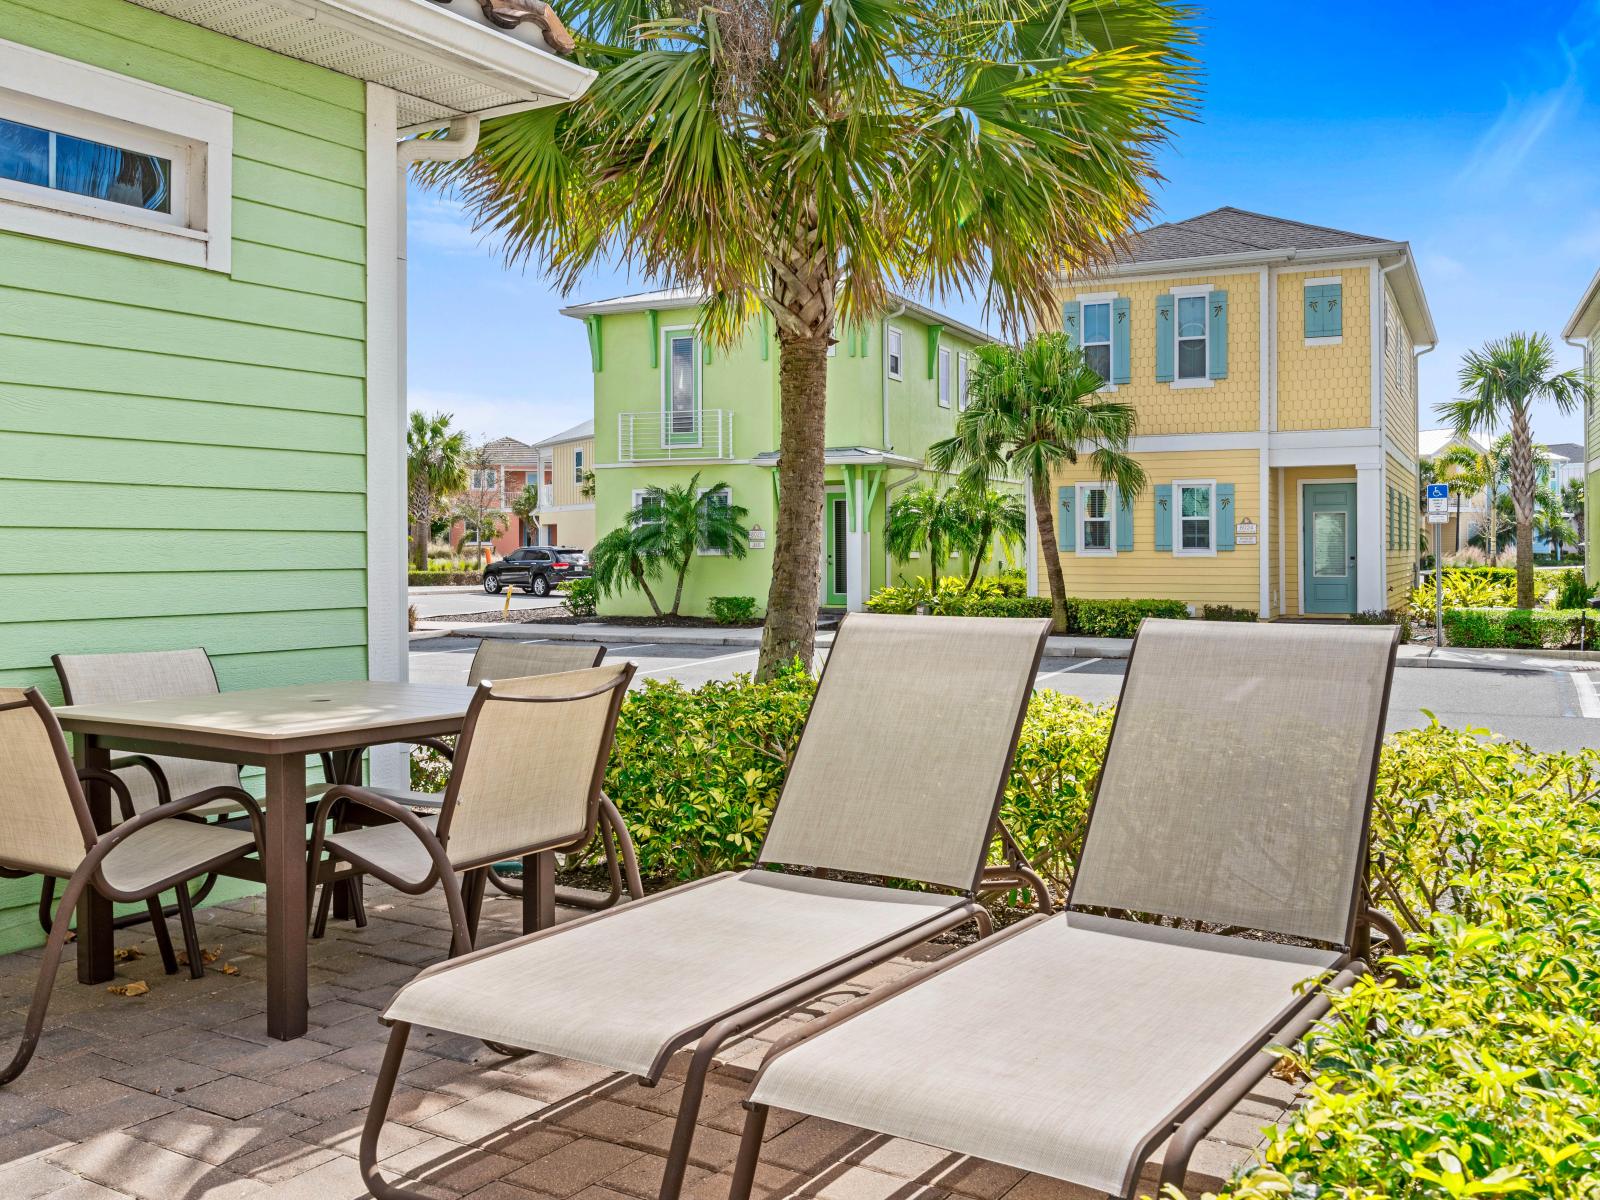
[{"left": 406, "top": 0, "right": 1600, "bottom": 449}]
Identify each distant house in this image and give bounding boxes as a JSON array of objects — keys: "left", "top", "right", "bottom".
[
  {"left": 450, "top": 421, "right": 596, "bottom": 556},
  {"left": 1567, "top": 268, "right": 1600, "bottom": 582},
  {"left": 1045, "top": 208, "right": 1436, "bottom": 617}
]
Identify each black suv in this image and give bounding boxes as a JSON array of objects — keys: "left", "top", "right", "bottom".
[{"left": 482, "top": 546, "right": 591, "bottom": 597}]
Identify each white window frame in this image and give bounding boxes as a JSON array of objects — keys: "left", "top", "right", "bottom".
[
  {"left": 1078, "top": 296, "right": 1115, "bottom": 388},
  {"left": 1169, "top": 284, "right": 1214, "bottom": 390},
  {"left": 957, "top": 352, "right": 970, "bottom": 411},
  {"left": 696, "top": 486, "right": 733, "bottom": 556},
  {"left": 661, "top": 326, "right": 702, "bottom": 448},
  {"left": 469, "top": 468, "right": 499, "bottom": 492},
  {"left": 1075, "top": 481, "right": 1117, "bottom": 557},
  {"left": 886, "top": 325, "right": 904, "bottom": 381},
  {"left": 0, "top": 38, "right": 232, "bottom": 272},
  {"left": 1303, "top": 275, "right": 1345, "bottom": 346},
  {"left": 1173, "top": 478, "right": 1217, "bottom": 557},
  {"left": 631, "top": 487, "right": 663, "bottom": 526},
  {"left": 937, "top": 346, "right": 952, "bottom": 408},
  {"left": 573, "top": 448, "right": 584, "bottom": 482}
]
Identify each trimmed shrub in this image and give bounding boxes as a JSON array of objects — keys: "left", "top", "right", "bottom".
[
  {"left": 565, "top": 577, "right": 598, "bottom": 618},
  {"left": 408, "top": 570, "right": 480, "bottom": 587},
  {"left": 1067, "top": 597, "right": 1188, "bottom": 638},
  {"left": 1442, "top": 606, "right": 1597, "bottom": 649},
  {"left": 1350, "top": 607, "right": 1412, "bottom": 640},
  {"left": 1200, "top": 604, "right": 1256, "bottom": 622},
  {"left": 708, "top": 595, "right": 759, "bottom": 624},
  {"left": 1555, "top": 567, "right": 1595, "bottom": 610},
  {"left": 866, "top": 576, "right": 1049, "bottom": 619}
]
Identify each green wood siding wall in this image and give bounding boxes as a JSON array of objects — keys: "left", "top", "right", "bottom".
[{"left": 0, "top": 0, "right": 369, "bottom": 947}]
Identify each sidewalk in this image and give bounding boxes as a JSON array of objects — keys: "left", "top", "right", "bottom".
[{"left": 418, "top": 620, "right": 1600, "bottom": 672}]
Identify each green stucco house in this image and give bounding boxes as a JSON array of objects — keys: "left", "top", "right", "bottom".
[
  {"left": 561, "top": 289, "right": 1001, "bottom": 615},
  {"left": 1566, "top": 268, "right": 1599, "bottom": 585},
  {"left": 0, "top": 0, "right": 590, "bottom": 949}
]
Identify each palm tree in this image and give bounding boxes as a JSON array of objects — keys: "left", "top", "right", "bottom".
[
  {"left": 406, "top": 411, "right": 469, "bottom": 570},
  {"left": 1432, "top": 442, "right": 1489, "bottom": 556},
  {"left": 1562, "top": 478, "right": 1586, "bottom": 552},
  {"left": 510, "top": 482, "right": 540, "bottom": 546},
  {"left": 884, "top": 486, "right": 973, "bottom": 594},
  {"left": 1536, "top": 487, "right": 1578, "bottom": 562},
  {"left": 929, "top": 335, "right": 1144, "bottom": 633},
  {"left": 1438, "top": 333, "right": 1595, "bottom": 607},
  {"left": 427, "top": 2, "right": 1197, "bottom": 678},
  {"left": 958, "top": 488, "right": 1027, "bottom": 591},
  {"left": 632, "top": 473, "right": 751, "bottom": 617},
  {"left": 590, "top": 525, "right": 666, "bottom": 617}
]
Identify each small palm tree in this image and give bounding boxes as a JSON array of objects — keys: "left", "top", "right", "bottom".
[
  {"left": 590, "top": 525, "right": 665, "bottom": 617},
  {"left": 1432, "top": 442, "right": 1490, "bottom": 555},
  {"left": 929, "top": 335, "right": 1144, "bottom": 633},
  {"left": 406, "top": 411, "right": 468, "bottom": 570},
  {"left": 1438, "top": 333, "right": 1596, "bottom": 607},
  {"left": 510, "top": 482, "right": 540, "bottom": 545},
  {"left": 1562, "top": 478, "right": 1586, "bottom": 550},
  {"left": 632, "top": 472, "right": 750, "bottom": 616},
  {"left": 1536, "top": 487, "right": 1579, "bottom": 562},
  {"left": 885, "top": 486, "right": 973, "bottom": 593},
  {"left": 958, "top": 488, "right": 1027, "bottom": 591}
]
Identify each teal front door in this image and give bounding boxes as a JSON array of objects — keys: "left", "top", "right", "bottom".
[
  {"left": 824, "top": 493, "right": 849, "bottom": 607},
  {"left": 1303, "top": 483, "right": 1357, "bottom": 614}
]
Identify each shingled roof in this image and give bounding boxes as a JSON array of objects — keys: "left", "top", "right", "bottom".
[{"left": 1113, "top": 207, "right": 1393, "bottom": 265}]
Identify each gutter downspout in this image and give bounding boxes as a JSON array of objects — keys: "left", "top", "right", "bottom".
[{"left": 881, "top": 303, "right": 906, "bottom": 453}]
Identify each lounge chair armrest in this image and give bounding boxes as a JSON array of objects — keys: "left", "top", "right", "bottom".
[
  {"left": 76, "top": 766, "right": 139, "bottom": 825},
  {"left": 310, "top": 784, "right": 454, "bottom": 887},
  {"left": 106, "top": 755, "right": 174, "bottom": 809},
  {"left": 1363, "top": 905, "right": 1407, "bottom": 957}
]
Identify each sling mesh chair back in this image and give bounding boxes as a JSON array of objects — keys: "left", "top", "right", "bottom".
[
  {"left": 736, "top": 619, "right": 1400, "bottom": 1200},
  {"left": 359, "top": 614, "right": 1050, "bottom": 1200},
  {"left": 0, "top": 688, "right": 261, "bottom": 1085},
  {"left": 310, "top": 662, "right": 635, "bottom": 954},
  {"left": 468, "top": 639, "right": 604, "bottom": 686}
]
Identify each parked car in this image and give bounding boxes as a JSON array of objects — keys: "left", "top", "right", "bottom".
[{"left": 482, "top": 546, "right": 591, "bottom": 597}]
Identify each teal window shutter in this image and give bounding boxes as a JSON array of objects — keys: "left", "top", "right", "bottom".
[
  {"left": 1111, "top": 297, "right": 1132, "bottom": 385},
  {"left": 1386, "top": 487, "right": 1395, "bottom": 550},
  {"left": 1303, "top": 285, "right": 1322, "bottom": 338},
  {"left": 1216, "top": 483, "right": 1235, "bottom": 550},
  {"left": 1061, "top": 301, "right": 1081, "bottom": 351},
  {"left": 1153, "top": 484, "right": 1172, "bottom": 551},
  {"left": 1324, "top": 283, "right": 1343, "bottom": 337},
  {"left": 1207, "top": 291, "right": 1229, "bottom": 379},
  {"left": 1058, "top": 487, "right": 1075, "bottom": 551},
  {"left": 1116, "top": 488, "right": 1134, "bottom": 551},
  {"left": 1154, "top": 295, "right": 1174, "bottom": 382}
]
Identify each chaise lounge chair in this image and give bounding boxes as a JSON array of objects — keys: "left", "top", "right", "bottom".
[
  {"left": 729, "top": 619, "right": 1400, "bottom": 1200},
  {"left": 358, "top": 613, "right": 1051, "bottom": 1200}
]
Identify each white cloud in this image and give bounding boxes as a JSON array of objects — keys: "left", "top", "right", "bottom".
[
  {"left": 407, "top": 194, "right": 496, "bottom": 257},
  {"left": 1457, "top": 74, "right": 1582, "bottom": 189},
  {"left": 408, "top": 388, "right": 590, "bottom": 446}
]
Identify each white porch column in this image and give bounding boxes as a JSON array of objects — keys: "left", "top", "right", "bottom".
[
  {"left": 845, "top": 472, "right": 869, "bottom": 611},
  {"left": 1355, "top": 464, "right": 1385, "bottom": 612},
  {"left": 1025, "top": 475, "right": 1040, "bottom": 596}
]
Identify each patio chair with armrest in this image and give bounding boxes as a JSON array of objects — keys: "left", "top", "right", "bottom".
[
  {"left": 0, "top": 688, "right": 264, "bottom": 1085},
  {"left": 357, "top": 613, "right": 1053, "bottom": 1200},
  {"left": 307, "top": 661, "right": 636, "bottom": 957},
  {"left": 310, "top": 639, "right": 643, "bottom": 936},
  {"left": 726, "top": 619, "right": 1402, "bottom": 1200}
]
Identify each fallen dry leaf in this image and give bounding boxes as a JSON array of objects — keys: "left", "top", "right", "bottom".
[
  {"left": 1270, "top": 1057, "right": 1302, "bottom": 1084},
  {"left": 107, "top": 981, "right": 150, "bottom": 998},
  {"left": 113, "top": 946, "right": 143, "bottom": 962},
  {"left": 219, "top": 964, "right": 240, "bottom": 976},
  {"left": 176, "top": 945, "right": 223, "bottom": 967}
]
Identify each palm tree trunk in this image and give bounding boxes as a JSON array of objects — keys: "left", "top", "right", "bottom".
[
  {"left": 1030, "top": 471, "right": 1070, "bottom": 634},
  {"left": 630, "top": 561, "right": 664, "bottom": 617},
  {"left": 1510, "top": 414, "right": 1536, "bottom": 609},
  {"left": 963, "top": 522, "right": 991, "bottom": 591},
  {"left": 1454, "top": 495, "right": 1461, "bottom": 553},
  {"left": 929, "top": 534, "right": 943, "bottom": 594},
  {"left": 670, "top": 555, "right": 691, "bottom": 618},
  {"left": 412, "top": 490, "right": 432, "bottom": 572},
  {"left": 758, "top": 331, "right": 831, "bottom": 679}
]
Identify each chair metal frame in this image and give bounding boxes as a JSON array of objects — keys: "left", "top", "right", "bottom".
[{"left": 0, "top": 689, "right": 264, "bottom": 1085}]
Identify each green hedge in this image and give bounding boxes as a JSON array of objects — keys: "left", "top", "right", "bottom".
[
  {"left": 866, "top": 578, "right": 1185, "bottom": 636},
  {"left": 1442, "top": 607, "right": 1597, "bottom": 649},
  {"left": 408, "top": 570, "right": 480, "bottom": 586},
  {"left": 1067, "top": 597, "right": 1188, "bottom": 637},
  {"left": 1215, "top": 723, "right": 1600, "bottom": 1198}
]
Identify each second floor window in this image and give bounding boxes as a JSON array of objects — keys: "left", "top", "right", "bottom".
[
  {"left": 886, "top": 326, "right": 904, "bottom": 380},
  {"left": 1176, "top": 295, "right": 1208, "bottom": 380},
  {"left": 573, "top": 449, "right": 584, "bottom": 482},
  {"left": 667, "top": 332, "right": 698, "bottom": 441},
  {"left": 957, "top": 353, "right": 970, "bottom": 410},
  {"left": 938, "top": 347, "right": 951, "bottom": 407},
  {"left": 1082, "top": 302, "right": 1113, "bottom": 382},
  {"left": 542, "top": 458, "right": 553, "bottom": 485},
  {"left": 469, "top": 468, "right": 498, "bottom": 491}
]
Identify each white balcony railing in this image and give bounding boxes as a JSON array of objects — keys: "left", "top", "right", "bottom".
[{"left": 617, "top": 409, "right": 734, "bottom": 461}]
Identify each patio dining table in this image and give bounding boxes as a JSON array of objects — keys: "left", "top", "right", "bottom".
[{"left": 55, "top": 679, "right": 482, "bottom": 1041}]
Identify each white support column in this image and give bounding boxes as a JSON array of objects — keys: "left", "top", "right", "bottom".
[
  {"left": 1024, "top": 475, "right": 1040, "bottom": 597},
  {"left": 845, "top": 472, "right": 869, "bottom": 612},
  {"left": 365, "top": 82, "right": 406, "bottom": 787},
  {"left": 1355, "top": 463, "right": 1385, "bottom": 612}
]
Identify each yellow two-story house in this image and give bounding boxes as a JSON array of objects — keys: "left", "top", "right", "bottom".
[{"left": 1038, "top": 208, "right": 1436, "bottom": 618}]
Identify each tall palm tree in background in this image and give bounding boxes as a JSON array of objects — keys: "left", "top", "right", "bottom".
[
  {"left": 884, "top": 486, "right": 972, "bottom": 593},
  {"left": 959, "top": 488, "right": 1028, "bottom": 590},
  {"left": 426, "top": 0, "right": 1197, "bottom": 678},
  {"left": 406, "top": 410, "right": 468, "bottom": 570},
  {"left": 1439, "top": 333, "right": 1594, "bottom": 607},
  {"left": 929, "top": 335, "right": 1144, "bottom": 633}
]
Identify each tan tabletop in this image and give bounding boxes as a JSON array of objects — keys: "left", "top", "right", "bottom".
[{"left": 57, "top": 680, "right": 476, "bottom": 1040}]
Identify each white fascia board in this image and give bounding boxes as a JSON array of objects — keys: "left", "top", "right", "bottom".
[
  {"left": 1059, "top": 241, "right": 1411, "bottom": 286},
  {"left": 1564, "top": 266, "right": 1600, "bottom": 339}
]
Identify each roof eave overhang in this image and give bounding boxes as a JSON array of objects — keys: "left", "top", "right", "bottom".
[
  {"left": 1562, "top": 267, "right": 1600, "bottom": 340},
  {"left": 560, "top": 291, "right": 995, "bottom": 345}
]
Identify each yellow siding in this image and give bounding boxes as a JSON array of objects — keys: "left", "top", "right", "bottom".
[
  {"left": 1278, "top": 466, "right": 1356, "bottom": 616},
  {"left": 1382, "top": 282, "right": 1418, "bottom": 460},
  {"left": 1276, "top": 268, "right": 1371, "bottom": 431},
  {"left": 1044, "top": 449, "right": 1263, "bottom": 611},
  {"left": 1386, "top": 453, "right": 1418, "bottom": 610},
  {"left": 1055, "top": 271, "right": 1263, "bottom": 435},
  {"left": 545, "top": 437, "right": 594, "bottom": 508},
  {"left": 540, "top": 506, "right": 595, "bottom": 552}
]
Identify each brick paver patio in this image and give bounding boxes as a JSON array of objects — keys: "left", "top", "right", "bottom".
[{"left": 0, "top": 884, "right": 1298, "bottom": 1199}]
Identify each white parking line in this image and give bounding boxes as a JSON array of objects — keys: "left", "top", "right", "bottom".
[
  {"left": 1572, "top": 672, "right": 1600, "bottom": 719},
  {"left": 637, "top": 648, "right": 759, "bottom": 676},
  {"left": 1034, "top": 658, "right": 1102, "bottom": 687}
]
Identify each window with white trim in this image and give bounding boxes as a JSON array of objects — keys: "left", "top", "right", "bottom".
[
  {"left": 957, "top": 352, "right": 970, "bottom": 411},
  {"left": 469, "top": 468, "right": 498, "bottom": 491},
  {"left": 1082, "top": 301, "right": 1113, "bottom": 382},
  {"left": 697, "top": 487, "right": 733, "bottom": 555},
  {"left": 631, "top": 488, "right": 663, "bottom": 525},
  {"left": 1176, "top": 295, "right": 1208, "bottom": 380},
  {"left": 1077, "top": 482, "right": 1115, "bottom": 556},
  {"left": 573, "top": 449, "right": 584, "bottom": 482},
  {"left": 1175, "top": 480, "right": 1215, "bottom": 554},
  {"left": 886, "top": 326, "right": 904, "bottom": 380},
  {"left": 937, "top": 346, "right": 952, "bottom": 407},
  {"left": 0, "top": 40, "right": 232, "bottom": 272}
]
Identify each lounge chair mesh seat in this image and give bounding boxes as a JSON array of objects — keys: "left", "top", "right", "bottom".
[
  {"left": 97, "top": 820, "right": 257, "bottom": 895},
  {"left": 742, "top": 620, "right": 1398, "bottom": 1200},
  {"left": 384, "top": 872, "right": 959, "bottom": 1076},
  {"left": 751, "top": 912, "right": 1340, "bottom": 1194}
]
